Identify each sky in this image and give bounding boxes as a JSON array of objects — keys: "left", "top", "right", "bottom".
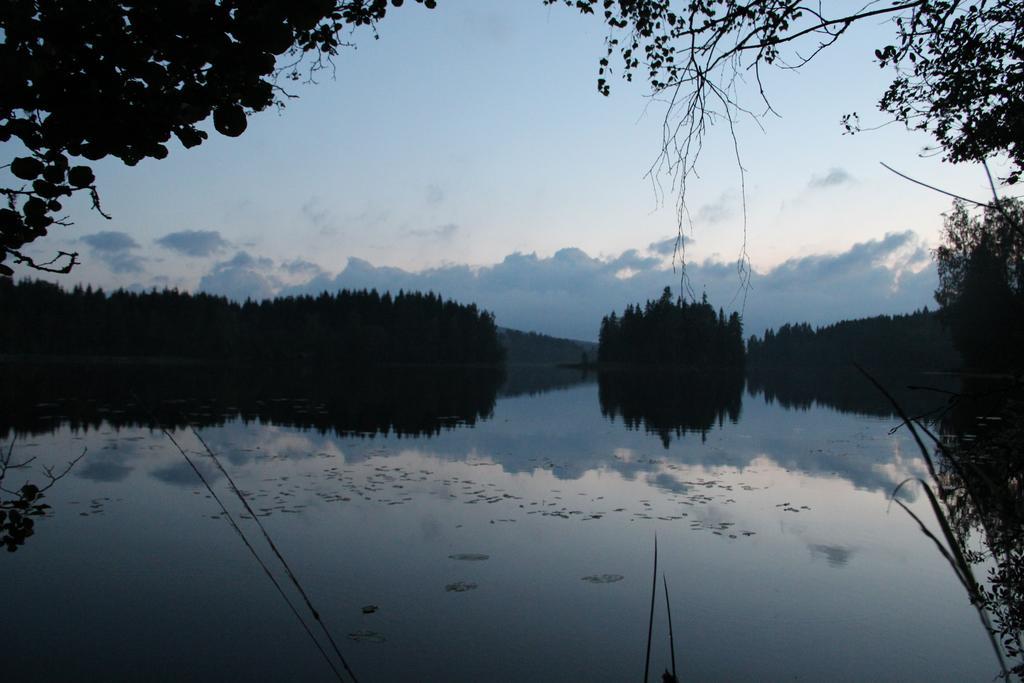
[{"left": 6, "top": 1, "right": 1015, "bottom": 341}]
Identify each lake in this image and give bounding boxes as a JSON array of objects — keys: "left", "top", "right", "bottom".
[{"left": 1, "top": 364, "right": 999, "bottom": 681}]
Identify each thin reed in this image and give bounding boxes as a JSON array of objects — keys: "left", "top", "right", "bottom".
[
  {"left": 856, "top": 365, "right": 1009, "bottom": 678},
  {"left": 644, "top": 535, "right": 658, "bottom": 683}
]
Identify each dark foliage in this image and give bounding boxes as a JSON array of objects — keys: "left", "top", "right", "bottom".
[
  {"left": 0, "top": 438, "right": 84, "bottom": 553},
  {"left": 0, "top": 482, "right": 49, "bottom": 552},
  {"left": 598, "top": 287, "right": 744, "bottom": 368},
  {"left": 1, "top": 0, "right": 436, "bottom": 275},
  {"left": 0, "top": 279, "right": 504, "bottom": 365},
  {"left": 746, "top": 308, "right": 960, "bottom": 370},
  {"left": 555, "top": 1, "right": 1024, "bottom": 186},
  {"left": 935, "top": 200, "right": 1024, "bottom": 371}
]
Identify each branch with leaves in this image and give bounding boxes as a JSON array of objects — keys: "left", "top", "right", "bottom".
[
  {"left": 0, "top": 0, "right": 437, "bottom": 277},
  {"left": 553, "top": 0, "right": 1023, "bottom": 277},
  {"left": 1, "top": 438, "right": 87, "bottom": 552}
]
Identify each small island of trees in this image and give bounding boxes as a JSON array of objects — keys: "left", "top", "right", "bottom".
[{"left": 598, "top": 287, "right": 744, "bottom": 368}]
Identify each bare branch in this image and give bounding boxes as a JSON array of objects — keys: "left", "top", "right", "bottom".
[{"left": 6, "top": 250, "right": 80, "bottom": 275}]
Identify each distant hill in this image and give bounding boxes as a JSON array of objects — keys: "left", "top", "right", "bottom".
[
  {"left": 498, "top": 327, "right": 597, "bottom": 365},
  {"left": 746, "top": 308, "right": 960, "bottom": 370}
]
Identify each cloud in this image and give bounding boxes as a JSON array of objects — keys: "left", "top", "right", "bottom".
[
  {"left": 648, "top": 235, "right": 693, "bottom": 257},
  {"left": 151, "top": 460, "right": 221, "bottom": 487},
  {"left": 426, "top": 184, "right": 445, "bottom": 204},
  {"left": 408, "top": 222, "right": 459, "bottom": 241},
  {"left": 198, "top": 250, "right": 278, "bottom": 301},
  {"left": 81, "top": 231, "right": 139, "bottom": 252},
  {"left": 695, "top": 192, "right": 734, "bottom": 224},
  {"left": 301, "top": 196, "right": 337, "bottom": 235},
  {"left": 80, "top": 230, "right": 145, "bottom": 273},
  {"left": 155, "top": 230, "right": 229, "bottom": 257},
  {"left": 281, "top": 258, "right": 324, "bottom": 277},
  {"left": 808, "top": 543, "right": 855, "bottom": 568},
  {"left": 196, "top": 231, "right": 937, "bottom": 341},
  {"left": 77, "top": 459, "right": 133, "bottom": 483},
  {"left": 808, "top": 167, "right": 854, "bottom": 189}
]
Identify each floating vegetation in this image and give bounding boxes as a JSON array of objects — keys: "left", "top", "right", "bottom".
[
  {"left": 445, "top": 581, "right": 479, "bottom": 592},
  {"left": 581, "top": 574, "right": 624, "bottom": 584},
  {"left": 448, "top": 553, "right": 489, "bottom": 561}
]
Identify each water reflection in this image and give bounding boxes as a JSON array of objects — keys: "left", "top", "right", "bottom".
[
  {"left": 1, "top": 363, "right": 505, "bottom": 438},
  {"left": 747, "top": 366, "right": 961, "bottom": 417},
  {"left": 598, "top": 369, "right": 744, "bottom": 447},
  {"left": 1, "top": 363, "right": 1001, "bottom": 681},
  {"left": 2, "top": 363, "right": 958, "bottom": 501},
  {"left": 808, "top": 543, "right": 855, "bottom": 568},
  {"left": 935, "top": 380, "right": 1024, "bottom": 678}
]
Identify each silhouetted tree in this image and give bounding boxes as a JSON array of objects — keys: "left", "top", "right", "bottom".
[
  {"left": 934, "top": 199, "right": 1024, "bottom": 370},
  {"left": 1, "top": 0, "right": 437, "bottom": 275},
  {"left": 555, "top": 1, "right": 1024, "bottom": 205},
  {"left": 0, "top": 280, "right": 504, "bottom": 365},
  {"left": 8, "top": 2, "right": 1022, "bottom": 277},
  {"left": 746, "top": 309, "right": 959, "bottom": 370},
  {"left": 598, "top": 287, "right": 744, "bottom": 368}
]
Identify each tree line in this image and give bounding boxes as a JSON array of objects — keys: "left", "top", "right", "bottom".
[
  {"left": 0, "top": 279, "right": 505, "bottom": 365},
  {"left": 598, "top": 287, "right": 744, "bottom": 368},
  {"left": 935, "top": 200, "right": 1023, "bottom": 372},
  {"left": 746, "top": 308, "right": 960, "bottom": 370}
]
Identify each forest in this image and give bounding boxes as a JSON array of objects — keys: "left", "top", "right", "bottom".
[
  {"left": 598, "top": 287, "right": 744, "bottom": 368},
  {"left": 746, "top": 309, "right": 961, "bottom": 370},
  {"left": 0, "top": 279, "right": 505, "bottom": 365}
]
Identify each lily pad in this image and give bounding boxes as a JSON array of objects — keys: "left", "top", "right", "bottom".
[
  {"left": 445, "top": 581, "right": 479, "bottom": 592},
  {"left": 448, "top": 553, "right": 489, "bottom": 561},
  {"left": 581, "top": 574, "right": 624, "bottom": 584}
]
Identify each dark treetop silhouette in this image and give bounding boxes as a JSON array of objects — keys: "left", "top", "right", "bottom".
[
  {"left": 556, "top": 1, "right": 1023, "bottom": 192},
  {"left": 0, "top": 279, "right": 504, "bottom": 365},
  {"left": 935, "top": 199, "right": 1024, "bottom": 371},
  {"left": 0, "top": 0, "right": 437, "bottom": 275},
  {"left": 5, "top": 2, "right": 1022, "bottom": 277},
  {"left": 598, "top": 287, "right": 744, "bottom": 368},
  {"left": 746, "top": 309, "right": 960, "bottom": 371}
]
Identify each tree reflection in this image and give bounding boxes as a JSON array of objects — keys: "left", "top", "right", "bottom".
[
  {"left": 0, "top": 362, "right": 505, "bottom": 439},
  {"left": 598, "top": 369, "right": 743, "bottom": 447},
  {"left": 747, "top": 367, "right": 963, "bottom": 418},
  {"left": 937, "top": 388, "right": 1024, "bottom": 678}
]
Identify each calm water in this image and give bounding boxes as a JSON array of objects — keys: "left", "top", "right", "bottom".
[{"left": 2, "top": 365, "right": 998, "bottom": 681}]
